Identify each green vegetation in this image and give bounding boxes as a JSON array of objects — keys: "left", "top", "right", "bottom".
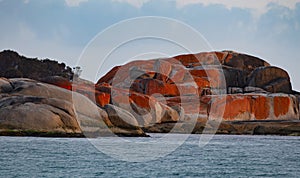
[{"left": 0, "top": 50, "right": 74, "bottom": 80}]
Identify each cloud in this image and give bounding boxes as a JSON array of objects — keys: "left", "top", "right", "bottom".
[
  {"left": 176, "top": 0, "right": 300, "bottom": 17},
  {"left": 63, "top": 0, "right": 300, "bottom": 16},
  {"left": 66, "top": 0, "right": 150, "bottom": 8},
  {"left": 111, "top": 0, "right": 150, "bottom": 8},
  {"left": 65, "top": 0, "right": 88, "bottom": 7},
  {"left": 176, "top": 0, "right": 300, "bottom": 9},
  {"left": 104, "top": 0, "right": 300, "bottom": 18}
]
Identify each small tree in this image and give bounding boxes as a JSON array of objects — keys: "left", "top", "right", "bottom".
[{"left": 73, "top": 66, "right": 82, "bottom": 79}]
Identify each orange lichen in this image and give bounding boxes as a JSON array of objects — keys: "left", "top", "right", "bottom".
[
  {"left": 274, "top": 96, "right": 290, "bottom": 117},
  {"left": 223, "top": 96, "right": 251, "bottom": 120},
  {"left": 95, "top": 92, "right": 111, "bottom": 107},
  {"left": 252, "top": 96, "right": 269, "bottom": 120}
]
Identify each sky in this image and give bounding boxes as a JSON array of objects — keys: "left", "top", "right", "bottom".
[{"left": 0, "top": 0, "right": 299, "bottom": 90}]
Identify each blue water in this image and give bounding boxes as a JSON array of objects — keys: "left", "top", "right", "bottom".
[{"left": 0, "top": 134, "right": 299, "bottom": 177}]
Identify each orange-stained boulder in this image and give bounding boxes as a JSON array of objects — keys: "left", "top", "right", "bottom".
[
  {"left": 251, "top": 96, "right": 269, "bottom": 120},
  {"left": 188, "top": 68, "right": 226, "bottom": 89},
  {"left": 221, "top": 51, "right": 270, "bottom": 74},
  {"left": 154, "top": 59, "right": 172, "bottom": 82},
  {"left": 145, "top": 79, "right": 179, "bottom": 96},
  {"left": 172, "top": 52, "right": 220, "bottom": 67},
  {"left": 194, "top": 77, "right": 210, "bottom": 89},
  {"left": 43, "top": 77, "right": 113, "bottom": 108},
  {"left": 179, "top": 76, "right": 210, "bottom": 92},
  {"left": 168, "top": 64, "right": 187, "bottom": 83},
  {"left": 95, "top": 91, "right": 111, "bottom": 107},
  {"left": 41, "top": 76, "right": 73, "bottom": 90},
  {"left": 108, "top": 87, "right": 180, "bottom": 126},
  {"left": 273, "top": 96, "right": 291, "bottom": 117},
  {"left": 96, "top": 51, "right": 275, "bottom": 95},
  {"left": 129, "top": 91, "right": 154, "bottom": 110},
  {"left": 214, "top": 51, "right": 229, "bottom": 62},
  {"left": 97, "top": 66, "right": 121, "bottom": 84},
  {"left": 174, "top": 54, "right": 201, "bottom": 66},
  {"left": 209, "top": 94, "right": 299, "bottom": 121},
  {"left": 189, "top": 68, "right": 208, "bottom": 78},
  {"left": 94, "top": 50, "right": 299, "bottom": 125},
  {"left": 163, "top": 96, "right": 208, "bottom": 117},
  {"left": 130, "top": 79, "right": 179, "bottom": 96}
]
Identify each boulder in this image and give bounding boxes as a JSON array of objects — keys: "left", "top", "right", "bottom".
[
  {"left": 129, "top": 66, "right": 156, "bottom": 80},
  {"left": 172, "top": 52, "right": 221, "bottom": 67},
  {"left": 95, "top": 51, "right": 299, "bottom": 129},
  {"left": 40, "top": 76, "right": 73, "bottom": 90},
  {"left": 220, "top": 51, "right": 270, "bottom": 74},
  {"left": 109, "top": 87, "right": 180, "bottom": 126},
  {"left": 0, "top": 78, "right": 147, "bottom": 137},
  {"left": 222, "top": 66, "right": 246, "bottom": 88},
  {"left": 97, "top": 66, "right": 121, "bottom": 84},
  {"left": 0, "top": 78, "right": 13, "bottom": 93},
  {"left": 247, "top": 66, "right": 292, "bottom": 93},
  {"left": 104, "top": 104, "right": 139, "bottom": 129},
  {"left": 131, "top": 79, "right": 179, "bottom": 96},
  {"left": 103, "top": 104, "right": 148, "bottom": 137},
  {"left": 168, "top": 64, "right": 187, "bottom": 83},
  {"left": 154, "top": 59, "right": 172, "bottom": 82},
  {"left": 0, "top": 79, "right": 80, "bottom": 135},
  {"left": 209, "top": 94, "right": 299, "bottom": 121},
  {"left": 95, "top": 91, "right": 111, "bottom": 107},
  {"left": 0, "top": 96, "right": 80, "bottom": 133}
]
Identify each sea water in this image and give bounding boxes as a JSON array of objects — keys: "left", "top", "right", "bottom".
[{"left": 0, "top": 134, "right": 299, "bottom": 177}]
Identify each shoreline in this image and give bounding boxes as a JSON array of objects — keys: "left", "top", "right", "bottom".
[{"left": 1, "top": 120, "right": 300, "bottom": 138}]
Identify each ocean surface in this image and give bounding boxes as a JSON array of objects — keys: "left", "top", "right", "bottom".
[{"left": 0, "top": 134, "right": 299, "bottom": 177}]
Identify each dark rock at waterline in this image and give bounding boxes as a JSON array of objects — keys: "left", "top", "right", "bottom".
[{"left": 143, "top": 120, "right": 300, "bottom": 136}]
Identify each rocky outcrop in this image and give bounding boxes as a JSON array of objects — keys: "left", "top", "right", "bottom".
[
  {"left": 94, "top": 50, "right": 300, "bottom": 135},
  {"left": 0, "top": 78, "right": 80, "bottom": 136},
  {"left": 0, "top": 78, "right": 147, "bottom": 137},
  {"left": 1, "top": 50, "right": 299, "bottom": 136}
]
